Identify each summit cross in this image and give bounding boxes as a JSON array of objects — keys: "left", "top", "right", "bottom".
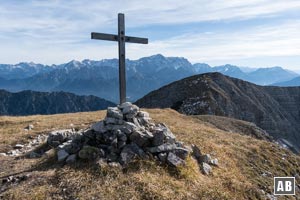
[{"left": 91, "top": 13, "right": 148, "bottom": 104}]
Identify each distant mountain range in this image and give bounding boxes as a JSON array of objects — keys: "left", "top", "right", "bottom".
[
  {"left": 272, "top": 76, "right": 300, "bottom": 86},
  {"left": 0, "top": 54, "right": 299, "bottom": 103},
  {"left": 0, "top": 89, "right": 115, "bottom": 116},
  {"left": 136, "top": 72, "right": 300, "bottom": 153}
]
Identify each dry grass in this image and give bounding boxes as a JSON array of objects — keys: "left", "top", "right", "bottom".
[{"left": 0, "top": 108, "right": 299, "bottom": 200}]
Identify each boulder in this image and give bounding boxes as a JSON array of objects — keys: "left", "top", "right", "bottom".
[{"left": 167, "top": 152, "right": 185, "bottom": 167}]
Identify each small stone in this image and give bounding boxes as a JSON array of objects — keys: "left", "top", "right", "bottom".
[
  {"left": 57, "top": 149, "right": 69, "bottom": 162},
  {"left": 210, "top": 158, "right": 219, "bottom": 166},
  {"left": 0, "top": 153, "right": 7, "bottom": 156},
  {"left": 108, "top": 162, "right": 121, "bottom": 168},
  {"left": 66, "top": 154, "right": 77, "bottom": 164},
  {"left": 167, "top": 152, "right": 185, "bottom": 167},
  {"left": 201, "top": 163, "right": 212, "bottom": 175},
  {"left": 25, "top": 124, "right": 34, "bottom": 130},
  {"left": 158, "top": 152, "right": 167, "bottom": 162},
  {"left": 14, "top": 144, "right": 24, "bottom": 149}
]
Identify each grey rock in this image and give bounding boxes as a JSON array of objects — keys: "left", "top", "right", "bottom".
[
  {"left": 66, "top": 154, "right": 77, "bottom": 164},
  {"left": 14, "top": 144, "right": 24, "bottom": 149},
  {"left": 58, "top": 140, "right": 81, "bottom": 154},
  {"left": 137, "top": 111, "right": 150, "bottom": 118},
  {"left": 201, "top": 162, "right": 212, "bottom": 175},
  {"left": 57, "top": 149, "right": 69, "bottom": 162},
  {"left": 0, "top": 153, "right": 7, "bottom": 156},
  {"left": 172, "top": 147, "right": 189, "bottom": 160},
  {"left": 47, "top": 129, "right": 75, "bottom": 147},
  {"left": 123, "top": 122, "right": 138, "bottom": 134},
  {"left": 91, "top": 121, "right": 107, "bottom": 133},
  {"left": 122, "top": 104, "right": 139, "bottom": 115},
  {"left": 107, "top": 107, "right": 123, "bottom": 119},
  {"left": 152, "top": 131, "right": 165, "bottom": 146},
  {"left": 120, "top": 143, "right": 146, "bottom": 165},
  {"left": 158, "top": 152, "right": 167, "bottom": 162},
  {"left": 105, "top": 117, "right": 124, "bottom": 125},
  {"left": 129, "top": 131, "right": 152, "bottom": 147},
  {"left": 167, "top": 152, "right": 185, "bottom": 167},
  {"left": 118, "top": 102, "right": 133, "bottom": 109},
  {"left": 210, "top": 158, "right": 219, "bottom": 166},
  {"left": 146, "top": 143, "right": 178, "bottom": 153},
  {"left": 200, "top": 154, "right": 211, "bottom": 164}
]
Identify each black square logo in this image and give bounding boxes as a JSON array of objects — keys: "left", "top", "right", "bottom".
[{"left": 274, "top": 177, "right": 295, "bottom": 195}]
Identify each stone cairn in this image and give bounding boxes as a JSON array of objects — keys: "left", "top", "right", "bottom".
[{"left": 46, "top": 102, "right": 218, "bottom": 174}]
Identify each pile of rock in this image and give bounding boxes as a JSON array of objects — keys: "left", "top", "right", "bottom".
[{"left": 46, "top": 102, "right": 218, "bottom": 173}]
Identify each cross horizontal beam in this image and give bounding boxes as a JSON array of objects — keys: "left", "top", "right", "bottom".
[{"left": 91, "top": 32, "right": 148, "bottom": 44}]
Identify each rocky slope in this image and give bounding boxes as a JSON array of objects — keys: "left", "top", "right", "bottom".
[
  {"left": 136, "top": 73, "right": 300, "bottom": 153},
  {"left": 0, "top": 89, "right": 115, "bottom": 116}
]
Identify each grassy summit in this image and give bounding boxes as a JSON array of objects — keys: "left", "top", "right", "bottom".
[{"left": 0, "top": 109, "right": 299, "bottom": 199}]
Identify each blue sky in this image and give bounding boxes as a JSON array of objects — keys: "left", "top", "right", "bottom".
[{"left": 0, "top": 0, "right": 300, "bottom": 71}]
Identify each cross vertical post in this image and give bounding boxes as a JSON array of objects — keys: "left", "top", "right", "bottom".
[
  {"left": 118, "top": 13, "right": 126, "bottom": 104},
  {"left": 91, "top": 13, "right": 148, "bottom": 105}
]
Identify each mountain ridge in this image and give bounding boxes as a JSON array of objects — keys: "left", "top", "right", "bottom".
[
  {"left": 135, "top": 72, "right": 300, "bottom": 153},
  {"left": 0, "top": 89, "right": 115, "bottom": 116},
  {"left": 0, "top": 54, "right": 299, "bottom": 102}
]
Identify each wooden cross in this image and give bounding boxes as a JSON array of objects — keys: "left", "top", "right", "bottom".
[{"left": 91, "top": 13, "right": 148, "bottom": 104}]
